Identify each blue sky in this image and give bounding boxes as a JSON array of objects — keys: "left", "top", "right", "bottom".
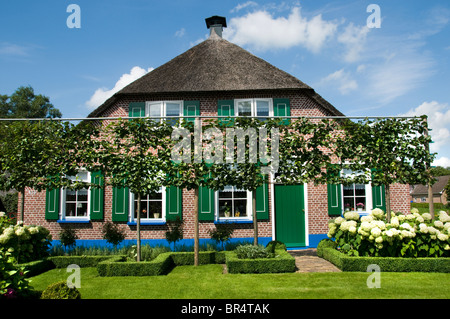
[{"left": 1, "top": 0, "right": 449, "bottom": 166}]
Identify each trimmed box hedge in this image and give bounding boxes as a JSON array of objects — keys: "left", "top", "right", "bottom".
[
  {"left": 320, "top": 247, "right": 450, "bottom": 273},
  {"left": 48, "top": 255, "right": 117, "bottom": 269},
  {"left": 97, "top": 254, "right": 173, "bottom": 277},
  {"left": 96, "top": 250, "right": 295, "bottom": 276},
  {"left": 97, "top": 251, "right": 227, "bottom": 277},
  {"left": 19, "top": 259, "right": 55, "bottom": 278},
  {"left": 225, "top": 249, "right": 296, "bottom": 274}
]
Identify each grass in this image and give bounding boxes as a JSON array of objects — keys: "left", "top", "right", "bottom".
[{"left": 29, "top": 265, "right": 450, "bottom": 299}]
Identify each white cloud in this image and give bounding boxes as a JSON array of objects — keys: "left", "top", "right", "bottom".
[
  {"left": 175, "top": 28, "right": 185, "bottom": 38},
  {"left": 432, "top": 157, "right": 450, "bottom": 168},
  {"left": 230, "top": 1, "right": 258, "bottom": 13},
  {"left": 224, "top": 7, "right": 338, "bottom": 52},
  {"left": 86, "top": 66, "right": 153, "bottom": 109},
  {"left": 337, "top": 23, "right": 370, "bottom": 63},
  {"left": 319, "top": 68, "right": 357, "bottom": 95},
  {"left": 399, "top": 101, "right": 450, "bottom": 155},
  {"left": 366, "top": 52, "right": 434, "bottom": 105}
]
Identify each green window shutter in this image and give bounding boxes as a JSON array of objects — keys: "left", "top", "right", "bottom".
[
  {"left": 327, "top": 184, "right": 342, "bottom": 216},
  {"left": 371, "top": 169, "right": 386, "bottom": 212},
  {"left": 372, "top": 184, "right": 386, "bottom": 212},
  {"left": 273, "top": 98, "right": 290, "bottom": 125},
  {"left": 45, "top": 188, "right": 60, "bottom": 220},
  {"left": 90, "top": 171, "right": 104, "bottom": 220},
  {"left": 198, "top": 186, "right": 215, "bottom": 221},
  {"left": 255, "top": 182, "right": 269, "bottom": 220},
  {"left": 183, "top": 100, "right": 200, "bottom": 123},
  {"left": 129, "top": 102, "right": 145, "bottom": 118},
  {"left": 327, "top": 166, "right": 342, "bottom": 216},
  {"left": 166, "top": 186, "right": 182, "bottom": 221},
  {"left": 218, "top": 100, "right": 234, "bottom": 126},
  {"left": 112, "top": 185, "right": 129, "bottom": 222}
]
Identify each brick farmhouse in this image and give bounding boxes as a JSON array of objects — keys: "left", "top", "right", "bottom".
[{"left": 20, "top": 17, "right": 411, "bottom": 249}]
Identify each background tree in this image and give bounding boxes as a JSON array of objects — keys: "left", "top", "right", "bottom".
[{"left": 0, "top": 86, "right": 62, "bottom": 119}]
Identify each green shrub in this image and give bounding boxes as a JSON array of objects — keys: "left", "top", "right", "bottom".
[
  {"left": 59, "top": 227, "right": 78, "bottom": 251},
  {"left": 0, "top": 193, "right": 18, "bottom": 218},
  {"left": 317, "top": 238, "right": 337, "bottom": 258},
  {"left": 0, "top": 247, "right": 32, "bottom": 299},
  {"left": 40, "top": 281, "right": 81, "bottom": 299},
  {"left": 235, "top": 244, "right": 274, "bottom": 259},
  {"left": 209, "top": 223, "right": 234, "bottom": 251},
  {"left": 101, "top": 221, "right": 126, "bottom": 248},
  {"left": 165, "top": 217, "right": 183, "bottom": 251},
  {"left": 265, "top": 240, "right": 287, "bottom": 253}
]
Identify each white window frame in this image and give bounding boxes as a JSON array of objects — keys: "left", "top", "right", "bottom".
[
  {"left": 340, "top": 168, "right": 373, "bottom": 216},
  {"left": 234, "top": 98, "right": 273, "bottom": 118},
  {"left": 215, "top": 186, "right": 253, "bottom": 222},
  {"left": 61, "top": 171, "right": 91, "bottom": 221},
  {"left": 145, "top": 101, "right": 183, "bottom": 123},
  {"left": 129, "top": 187, "right": 166, "bottom": 223}
]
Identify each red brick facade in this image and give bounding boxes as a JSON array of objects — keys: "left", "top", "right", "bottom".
[{"left": 19, "top": 90, "right": 412, "bottom": 246}]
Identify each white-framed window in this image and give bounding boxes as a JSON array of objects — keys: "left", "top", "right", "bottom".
[
  {"left": 235, "top": 99, "right": 272, "bottom": 119},
  {"left": 146, "top": 101, "right": 182, "bottom": 125},
  {"left": 216, "top": 186, "right": 252, "bottom": 221},
  {"left": 61, "top": 171, "right": 90, "bottom": 220},
  {"left": 130, "top": 187, "right": 166, "bottom": 222},
  {"left": 341, "top": 168, "right": 372, "bottom": 214}
]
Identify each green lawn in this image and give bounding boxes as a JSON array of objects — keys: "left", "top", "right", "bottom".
[{"left": 29, "top": 264, "right": 450, "bottom": 299}]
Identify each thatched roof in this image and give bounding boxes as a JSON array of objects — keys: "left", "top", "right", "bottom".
[{"left": 88, "top": 27, "right": 344, "bottom": 117}]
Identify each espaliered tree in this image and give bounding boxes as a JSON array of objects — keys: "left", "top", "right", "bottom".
[
  {"left": 210, "top": 116, "right": 281, "bottom": 246},
  {"left": 0, "top": 120, "right": 85, "bottom": 222},
  {"left": 87, "top": 118, "right": 173, "bottom": 262},
  {"left": 276, "top": 117, "right": 341, "bottom": 186},
  {"left": 336, "top": 116, "right": 435, "bottom": 221},
  {"left": 167, "top": 118, "right": 217, "bottom": 266}
]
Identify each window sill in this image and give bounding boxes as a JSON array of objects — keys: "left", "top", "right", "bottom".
[
  {"left": 57, "top": 219, "right": 90, "bottom": 224},
  {"left": 127, "top": 220, "right": 166, "bottom": 226},
  {"left": 215, "top": 219, "right": 253, "bottom": 224}
]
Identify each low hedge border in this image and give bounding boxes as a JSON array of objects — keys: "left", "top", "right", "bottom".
[
  {"left": 48, "top": 255, "right": 117, "bottom": 269},
  {"left": 96, "top": 250, "right": 295, "bottom": 276},
  {"left": 319, "top": 246, "right": 450, "bottom": 273},
  {"left": 225, "top": 249, "right": 296, "bottom": 274},
  {"left": 97, "top": 251, "right": 227, "bottom": 277},
  {"left": 19, "top": 259, "right": 55, "bottom": 278}
]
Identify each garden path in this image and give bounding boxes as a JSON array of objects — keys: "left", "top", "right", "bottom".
[{"left": 288, "top": 249, "right": 341, "bottom": 273}]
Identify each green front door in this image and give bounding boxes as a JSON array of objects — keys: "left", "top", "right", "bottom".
[{"left": 275, "top": 184, "right": 306, "bottom": 247}]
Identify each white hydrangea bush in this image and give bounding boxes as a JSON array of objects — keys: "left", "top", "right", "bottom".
[
  {"left": 0, "top": 213, "right": 52, "bottom": 263},
  {"left": 327, "top": 208, "right": 450, "bottom": 257}
]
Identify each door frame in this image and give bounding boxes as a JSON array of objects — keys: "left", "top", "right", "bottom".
[{"left": 270, "top": 174, "right": 309, "bottom": 247}]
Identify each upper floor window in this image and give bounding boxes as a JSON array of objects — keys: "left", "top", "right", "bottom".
[
  {"left": 146, "top": 101, "right": 182, "bottom": 125},
  {"left": 235, "top": 99, "right": 272, "bottom": 120}
]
